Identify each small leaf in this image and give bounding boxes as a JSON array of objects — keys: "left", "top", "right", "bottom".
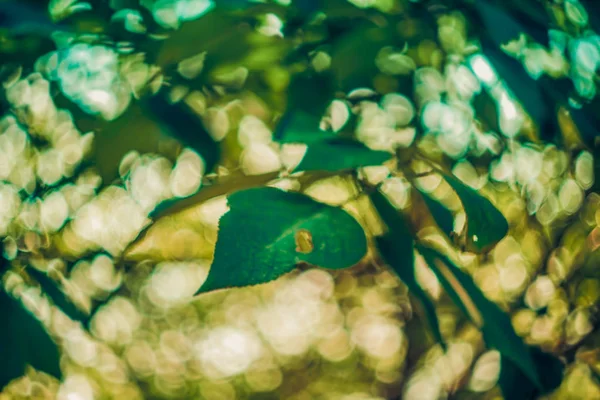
[
  {"left": 0, "top": 288, "right": 61, "bottom": 389},
  {"left": 418, "top": 189, "right": 454, "bottom": 239},
  {"left": 444, "top": 174, "right": 508, "bottom": 253},
  {"left": 417, "top": 245, "right": 563, "bottom": 396},
  {"left": 274, "top": 73, "right": 337, "bottom": 144},
  {"left": 26, "top": 268, "right": 88, "bottom": 323},
  {"left": 294, "top": 139, "right": 391, "bottom": 173},
  {"left": 198, "top": 187, "right": 367, "bottom": 293},
  {"left": 370, "top": 190, "right": 445, "bottom": 348}
]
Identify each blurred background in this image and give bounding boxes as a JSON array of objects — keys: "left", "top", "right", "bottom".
[{"left": 0, "top": 0, "right": 599, "bottom": 399}]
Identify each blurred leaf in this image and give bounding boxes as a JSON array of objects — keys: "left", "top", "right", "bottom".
[
  {"left": 274, "top": 72, "right": 337, "bottom": 144},
  {"left": 0, "top": 288, "right": 61, "bottom": 389},
  {"left": 499, "top": 346, "right": 565, "bottom": 400},
  {"left": 540, "top": 77, "right": 600, "bottom": 146},
  {"left": 443, "top": 174, "right": 508, "bottom": 253},
  {"left": 568, "top": 104, "right": 600, "bottom": 147},
  {"left": 85, "top": 103, "right": 163, "bottom": 184},
  {"left": 275, "top": 109, "right": 337, "bottom": 144},
  {"left": 0, "top": 1, "right": 64, "bottom": 36},
  {"left": 330, "top": 22, "right": 394, "bottom": 90},
  {"left": 370, "top": 189, "right": 445, "bottom": 348},
  {"left": 125, "top": 171, "right": 281, "bottom": 258},
  {"left": 198, "top": 187, "right": 367, "bottom": 293},
  {"left": 294, "top": 139, "right": 391, "bottom": 173},
  {"left": 473, "top": 0, "right": 549, "bottom": 47},
  {"left": 478, "top": 41, "right": 553, "bottom": 137},
  {"left": 148, "top": 170, "right": 280, "bottom": 219},
  {"left": 418, "top": 189, "right": 454, "bottom": 239},
  {"left": 155, "top": 10, "right": 253, "bottom": 68},
  {"left": 214, "top": 0, "right": 323, "bottom": 16},
  {"left": 580, "top": 0, "right": 600, "bottom": 32},
  {"left": 143, "top": 92, "right": 221, "bottom": 173},
  {"left": 592, "top": 146, "right": 600, "bottom": 193},
  {"left": 417, "top": 244, "right": 563, "bottom": 396},
  {"left": 26, "top": 268, "right": 88, "bottom": 323}
]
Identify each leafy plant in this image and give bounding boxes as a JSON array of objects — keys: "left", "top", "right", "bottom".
[{"left": 1, "top": 0, "right": 598, "bottom": 397}]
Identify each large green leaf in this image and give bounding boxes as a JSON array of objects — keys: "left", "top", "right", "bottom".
[
  {"left": 198, "top": 187, "right": 367, "bottom": 293},
  {"left": 416, "top": 245, "right": 563, "bottom": 397},
  {"left": 444, "top": 175, "right": 508, "bottom": 253},
  {"left": 294, "top": 139, "right": 391, "bottom": 173},
  {"left": 0, "top": 288, "right": 61, "bottom": 389},
  {"left": 370, "top": 189, "right": 445, "bottom": 348},
  {"left": 274, "top": 73, "right": 337, "bottom": 144}
]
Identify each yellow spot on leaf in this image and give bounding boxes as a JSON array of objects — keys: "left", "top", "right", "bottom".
[{"left": 295, "top": 229, "right": 314, "bottom": 254}]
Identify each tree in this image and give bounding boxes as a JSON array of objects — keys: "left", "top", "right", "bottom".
[{"left": 0, "top": 0, "right": 598, "bottom": 398}]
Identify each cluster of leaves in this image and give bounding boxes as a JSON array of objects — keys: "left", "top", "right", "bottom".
[{"left": 3, "top": 0, "right": 599, "bottom": 397}]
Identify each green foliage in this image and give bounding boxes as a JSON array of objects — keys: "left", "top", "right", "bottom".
[
  {"left": 294, "top": 139, "right": 392, "bottom": 173},
  {"left": 3, "top": 0, "right": 595, "bottom": 396},
  {"left": 26, "top": 268, "right": 88, "bottom": 324},
  {"left": 0, "top": 288, "right": 61, "bottom": 389},
  {"left": 499, "top": 346, "right": 566, "bottom": 400},
  {"left": 144, "top": 90, "right": 221, "bottom": 173},
  {"left": 329, "top": 22, "right": 394, "bottom": 91},
  {"left": 444, "top": 174, "right": 509, "bottom": 253},
  {"left": 198, "top": 187, "right": 367, "bottom": 293},
  {"left": 274, "top": 73, "right": 337, "bottom": 144},
  {"left": 417, "top": 188, "right": 455, "bottom": 239},
  {"left": 417, "top": 244, "right": 564, "bottom": 398},
  {"left": 147, "top": 171, "right": 280, "bottom": 220},
  {"left": 473, "top": 0, "right": 549, "bottom": 49},
  {"left": 370, "top": 189, "right": 445, "bottom": 348},
  {"left": 478, "top": 42, "right": 551, "bottom": 135},
  {"left": 155, "top": 10, "right": 253, "bottom": 68},
  {"left": 472, "top": 0, "right": 600, "bottom": 145}
]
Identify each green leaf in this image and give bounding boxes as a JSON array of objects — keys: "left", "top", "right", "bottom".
[
  {"left": 294, "top": 139, "right": 391, "bottom": 173},
  {"left": 499, "top": 346, "right": 565, "bottom": 400},
  {"left": 274, "top": 73, "right": 337, "bottom": 144},
  {"left": 198, "top": 187, "right": 367, "bottom": 293},
  {"left": 0, "top": 288, "right": 61, "bottom": 389},
  {"left": 26, "top": 268, "right": 88, "bottom": 323},
  {"left": 418, "top": 189, "right": 454, "bottom": 239},
  {"left": 416, "top": 244, "right": 563, "bottom": 396},
  {"left": 444, "top": 175, "right": 508, "bottom": 253},
  {"left": 370, "top": 189, "right": 445, "bottom": 348}
]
